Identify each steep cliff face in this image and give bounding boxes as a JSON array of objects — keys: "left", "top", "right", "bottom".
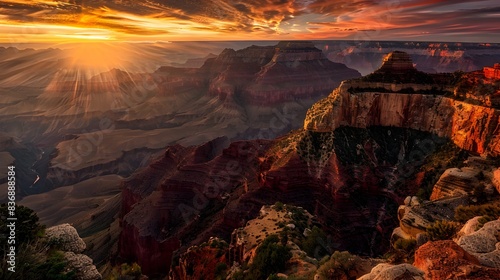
[{"left": 304, "top": 60, "right": 500, "bottom": 157}]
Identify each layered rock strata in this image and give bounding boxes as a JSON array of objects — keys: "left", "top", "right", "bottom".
[{"left": 304, "top": 80, "right": 500, "bottom": 156}]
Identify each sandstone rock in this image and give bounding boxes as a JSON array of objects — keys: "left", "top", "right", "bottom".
[
  {"left": 430, "top": 167, "right": 482, "bottom": 200},
  {"left": 304, "top": 78, "right": 500, "bottom": 157},
  {"left": 457, "top": 216, "right": 482, "bottom": 237},
  {"left": 204, "top": 41, "right": 360, "bottom": 106},
  {"left": 410, "top": 196, "right": 420, "bottom": 206},
  {"left": 391, "top": 227, "right": 413, "bottom": 242},
  {"left": 457, "top": 219, "right": 500, "bottom": 268},
  {"left": 493, "top": 168, "right": 500, "bottom": 194},
  {"left": 397, "top": 196, "right": 468, "bottom": 239},
  {"left": 376, "top": 51, "right": 415, "bottom": 74},
  {"left": 404, "top": 196, "right": 411, "bottom": 206},
  {"left": 484, "top": 63, "right": 500, "bottom": 80},
  {"left": 46, "top": 223, "right": 86, "bottom": 253},
  {"left": 414, "top": 240, "right": 500, "bottom": 279},
  {"left": 63, "top": 252, "right": 101, "bottom": 280},
  {"left": 357, "top": 263, "right": 424, "bottom": 280}
]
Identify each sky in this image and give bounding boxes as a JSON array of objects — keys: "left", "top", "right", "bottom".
[{"left": 0, "top": 0, "right": 500, "bottom": 43}]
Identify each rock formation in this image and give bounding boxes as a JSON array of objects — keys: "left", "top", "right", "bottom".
[
  {"left": 456, "top": 218, "right": 500, "bottom": 268},
  {"left": 304, "top": 56, "right": 500, "bottom": 157},
  {"left": 414, "top": 240, "right": 500, "bottom": 279},
  {"left": 46, "top": 223, "right": 87, "bottom": 253},
  {"left": 358, "top": 263, "right": 424, "bottom": 280},
  {"left": 168, "top": 237, "right": 228, "bottom": 280},
  {"left": 376, "top": 51, "right": 415, "bottom": 74},
  {"left": 46, "top": 224, "right": 101, "bottom": 280},
  {"left": 202, "top": 41, "right": 361, "bottom": 105},
  {"left": 484, "top": 63, "right": 500, "bottom": 80}
]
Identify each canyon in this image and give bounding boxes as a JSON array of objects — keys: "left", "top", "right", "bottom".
[
  {"left": 1, "top": 41, "right": 500, "bottom": 279},
  {"left": 117, "top": 52, "right": 500, "bottom": 277}
]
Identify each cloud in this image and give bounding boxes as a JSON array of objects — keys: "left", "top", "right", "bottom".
[{"left": 0, "top": 0, "right": 499, "bottom": 42}]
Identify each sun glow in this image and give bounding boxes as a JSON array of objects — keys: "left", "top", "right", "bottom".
[{"left": 61, "top": 43, "right": 133, "bottom": 73}]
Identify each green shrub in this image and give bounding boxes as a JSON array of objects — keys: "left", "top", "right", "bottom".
[
  {"left": 0, "top": 204, "right": 45, "bottom": 255},
  {"left": 455, "top": 203, "right": 500, "bottom": 223},
  {"left": 393, "top": 238, "right": 416, "bottom": 252},
  {"left": 316, "top": 251, "right": 357, "bottom": 280},
  {"left": 300, "top": 226, "right": 328, "bottom": 259},
  {"left": 121, "top": 262, "right": 142, "bottom": 277},
  {"left": 274, "top": 202, "right": 284, "bottom": 211},
  {"left": 245, "top": 235, "right": 292, "bottom": 280},
  {"left": 426, "top": 220, "right": 461, "bottom": 241}
]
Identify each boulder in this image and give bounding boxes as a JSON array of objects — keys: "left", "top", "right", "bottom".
[
  {"left": 63, "top": 252, "right": 102, "bottom": 280},
  {"left": 457, "top": 219, "right": 500, "bottom": 268},
  {"left": 358, "top": 263, "right": 424, "bottom": 280},
  {"left": 46, "top": 223, "right": 86, "bottom": 253},
  {"left": 414, "top": 240, "right": 500, "bottom": 279}
]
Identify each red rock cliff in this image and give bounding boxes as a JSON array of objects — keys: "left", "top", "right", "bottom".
[{"left": 304, "top": 55, "right": 500, "bottom": 157}]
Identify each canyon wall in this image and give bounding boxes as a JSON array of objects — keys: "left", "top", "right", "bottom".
[{"left": 304, "top": 81, "right": 500, "bottom": 157}]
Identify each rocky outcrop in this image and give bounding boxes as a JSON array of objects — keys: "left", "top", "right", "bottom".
[
  {"left": 63, "top": 252, "right": 102, "bottom": 280},
  {"left": 118, "top": 53, "right": 500, "bottom": 278},
  {"left": 169, "top": 237, "right": 228, "bottom": 280},
  {"left": 456, "top": 218, "right": 500, "bottom": 268},
  {"left": 430, "top": 167, "right": 482, "bottom": 200},
  {"left": 46, "top": 224, "right": 101, "bottom": 280},
  {"left": 46, "top": 223, "right": 87, "bottom": 253},
  {"left": 119, "top": 139, "right": 273, "bottom": 276},
  {"left": 304, "top": 80, "right": 500, "bottom": 157},
  {"left": 414, "top": 240, "right": 500, "bottom": 279},
  {"left": 358, "top": 263, "right": 424, "bottom": 280},
  {"left": 319, "top": 41, "right": 500, "bottom": 75},
  {"left": 484, "top": 64, "right": 500, "bottom": 80},
  {"left": 376, "top": 51, "right": 415, "bottom": 74},
  {"left": 394, "top": 196, "right": 468, "bottom": 239}
]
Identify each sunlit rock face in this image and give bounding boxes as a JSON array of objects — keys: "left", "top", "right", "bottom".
[
  {"left": 304, "top": 54, "right": 500, "bottom": 157},
  {"left": 376, "top": 51, "right": 415, "bottom": 74},
  {"left": 484, "top": 63, "right": 500, "bottom": 80},
  {"left": 414, "top": 240, "right": 500, "bottom": 279}
]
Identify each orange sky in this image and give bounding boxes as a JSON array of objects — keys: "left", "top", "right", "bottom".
[{"left": 1, "top": 0, "right": 499, "bottom": 43}]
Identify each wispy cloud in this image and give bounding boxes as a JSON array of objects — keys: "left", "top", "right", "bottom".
[{"left": 0, "top": 0, "right": 499, "bottom": 42}]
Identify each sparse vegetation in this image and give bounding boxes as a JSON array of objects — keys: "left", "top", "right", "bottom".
[
  {"left": 300, "top": 226, "right": 328, "bottom": 259},
  {"left": 393, "top": 238, "right": 416, "bottom": 252},
  {"left": 274, "top": 201, "right": 284, "bottom": 211},
  {"left": 0, "top": 205, "right": 77, "bottom": 280},
  {"left": 244, "top": 235, "right": 292, "bottom": 280},
  {"left": 316, "top": 251, "right": 357, "bottom": 280},
  {"left": 455, "top": 203, "right": 500, "bottom": 223},
  {"left": 108, "top": 262, "right": 142, "bottom": 280},
  {"left": 426, "top": 220, "right": 461, "bottom": 241}
]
